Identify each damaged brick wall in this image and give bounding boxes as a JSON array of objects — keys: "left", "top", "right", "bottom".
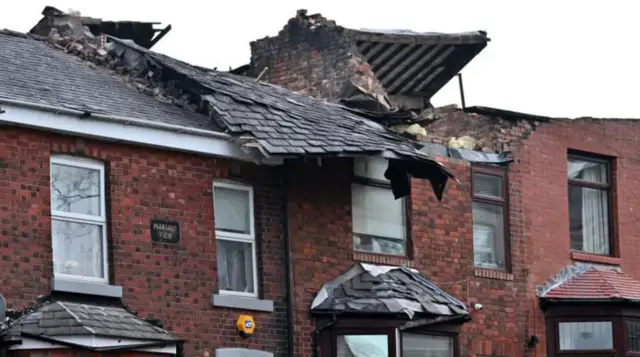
[
  {"left": 0, "top": 127, "right": 288, "bottom": 357},
  {"left": 420, "top": 106, "right": 544, "bottom": 152},
  {"left": 250, "top": 10, "right": 390, "bottom": 108}
]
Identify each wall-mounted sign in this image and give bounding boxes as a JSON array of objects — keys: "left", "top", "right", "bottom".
[{"left": 150, "top": 219, "right": 180, "bottom": 244}]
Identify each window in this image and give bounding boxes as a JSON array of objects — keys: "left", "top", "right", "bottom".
[
  {"left": 568, "top": 155, "right": 611, "bottom": 255},
  {"left": 50, "top": 156, "right": 108, "bottom": 282},
  {"left": 329, "top": 331, "right": 455, "bottom": 357},
  {"left": 213, "top": 181, "right": 257, "bottom": 297},
  {"left": 558, "top": 321, "right": 613, "bottom": 351},
  {"left": 402, "top": 333, "right": 454, "bottom": 357},
  {"left": 471, "top": 167, "right": 507, "bottom": 270},
  {"left": 627, "top": 320, "right": 640, "bottom": 353},
  {"left": 352, "top": 157, "right": 407, "bottom": 256}
]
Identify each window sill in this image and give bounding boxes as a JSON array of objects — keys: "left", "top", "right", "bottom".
[
  {"left": 474, "top": 268, "right": 513, "bottom": 281},
  {"left": 52, "top": 277, "right": 123, "bottom": 298},
  {"left": 212, "top": 294, "right": 274, "bottom": 312},
  {"left": 571, "top": 251, "right": 621, "bottom": 265},
  {"left": 352, "top": 251, "right": 414, "bottom": 267}
]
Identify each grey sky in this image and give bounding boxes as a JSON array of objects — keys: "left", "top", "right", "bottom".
[{"left": 3, "top": 1, "right": 638, "bottom": 118}]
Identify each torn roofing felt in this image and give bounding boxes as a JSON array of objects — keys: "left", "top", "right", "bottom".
[
  {"left": 311, "top": 263, "right": 468, "bottom": 319},
  {"left": 0, "top": 294, "right": 181, "bottom": 345},
  {"left": 102, "top": 36, "right": 456, "bottom": 199}
]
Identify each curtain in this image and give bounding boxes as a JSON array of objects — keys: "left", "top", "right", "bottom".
[
  {"left": 216, "top": 239, "right": 254, "bottom": 293},
  {"left": 581, "top": 166, "right": 609, "bottom": 255}
]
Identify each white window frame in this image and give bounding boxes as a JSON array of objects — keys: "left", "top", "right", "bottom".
[
  {"left": 213, "top": 181, "right": 258, "bottom": 298},
  {"left": 50, "top": 155, "right": 108, "bottom": 283},
  {"left": 351, "top": 157, "right": 407, "bottom": 256}
]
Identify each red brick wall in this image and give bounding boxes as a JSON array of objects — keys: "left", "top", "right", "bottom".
[
  {"left": 0, "top": 127, "right": 288, "bottom": 357},
  {"left": 510, "top": 118, "right": 640, "bottom": 357},
  {"left": 286, "top": 156, "right": 530, "bottom": 357}
]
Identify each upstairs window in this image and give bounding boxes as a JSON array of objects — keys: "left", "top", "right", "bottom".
[
  {"left": 568, "top": 155, "right": 611, "bottom": 255},
  {"left": 213, "top": 181, "right": 257, "bottom": 297},
  {"left": 472, "top": 166, "right": 508, "bottom": 270},
  {"left": 352, "top": 157, "right": 407, "bottom": 256},
  {"left": 50, "top": 156, "right": 108, "bottom": 282}
]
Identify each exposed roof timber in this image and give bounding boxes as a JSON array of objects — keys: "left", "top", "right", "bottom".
[{"left": 353, "top": 28, "right": 488, "bottom": 98}]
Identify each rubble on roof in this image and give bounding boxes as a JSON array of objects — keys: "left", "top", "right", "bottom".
[
  {"left": 30, "top": 6, "right": 171, "bottom": 49},
  {"left": 1, "top": 11, "right": 459, "bottom": 200},
  {"left": 311, "top": 263, "right": 468, "bottom": 319},
  {"left": 420, "top": 105, "right": 546, "bottom": 153}
]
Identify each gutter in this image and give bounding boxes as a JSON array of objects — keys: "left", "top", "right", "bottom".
[
  {"left": 282, "top": 160, "right": 295, "bottom": 357},
  {"left": 0, "top": 98, "right": 234, "bottom": 141},
  {"left": 19, "top": 332, "right": 182, "bottom": 352}
]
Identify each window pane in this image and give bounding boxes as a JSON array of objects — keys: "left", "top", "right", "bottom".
[
  {"left": 568, "top": 158, "right": 608, "bottom": 184},
  {"left": 354, "top": 157, "right": 388, "bottom": 182},
  {"left": 337, "top": 335, "right": 388, "bottom": 357},
  {"left": 52, "top": 219, "right": 104, "bottom": 279},
  {"left": 214, "top": 186, "right": 251, "bottom": 235},
  {"left": 627, "top": 320, "right": 640, "bottom": 352},
  {"left": 472, "top": 202, "right": 505, "bottom": 269},
  {"left": 352, "top": 184, "right": 405, "bottom": 255},
  {"left": 402, "top": 333, "right": 453, "bottom": 357},
  {"left": 51, "top": 163, "right": 102, "bottom": 216},
  {"left": 558, "top": 321, "right": 613, "bottom": 350},
  {"left": 569, "top": 185, "right": 610, "bottom": 255},
  {"left": 473, "top": 172, "right": 502, "bottom": 198},
  {"left": 216, "top": 239, "right": 254, "bottom": 294}
]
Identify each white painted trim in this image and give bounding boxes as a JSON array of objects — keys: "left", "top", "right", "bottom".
[
  {"left": 10, "top": 337, "right": 177, "bottom": 354},
  {"left": 50, "top": 155, "right": 109, "bottom": 283},
  {"left": 0, "top": 104, "right": 256, "bottom": 162},
  {"left": 213, "top": 181, "right": 258, "bottom": 298}
]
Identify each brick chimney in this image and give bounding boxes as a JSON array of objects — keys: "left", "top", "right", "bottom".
[{"left": 249, "top": 10, "right": 489, "bottom": 111}]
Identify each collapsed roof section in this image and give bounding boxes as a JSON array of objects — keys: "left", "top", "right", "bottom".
[
  {"left": 249, "top": 10, "right": 489, "bottom": 112},
  {"left": 311, "top": 263, "right": 468, "bottom": 320},
  {"left": 0, "top": 10, "right": 458, "bottom": 200},
  {"left": 29, "top": 6, "right": 171, "bottom": 49}
]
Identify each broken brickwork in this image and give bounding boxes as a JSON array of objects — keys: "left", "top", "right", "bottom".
[{"left": 250, "top": 10, "right": 390, "bottom": 110}]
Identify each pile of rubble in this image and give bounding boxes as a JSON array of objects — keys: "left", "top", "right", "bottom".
[{"left": 31, "top": 11, "right": 205, "bottom": 114}]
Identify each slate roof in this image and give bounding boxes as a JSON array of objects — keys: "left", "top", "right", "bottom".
[
  {"left": 0, "top": 30, "right": 219, "bottom": 131},
  {"left": 538, "top": 264, "right": 640, "bottom": 302},
  {"left": 1, "top": 298, "right": 180, "bottom": 342},
  {"left": 311, "top": 263, "right": 468, "bottom": 319},
  {"left": 107, "top": 37, "right": 451, "bottom": 165}
]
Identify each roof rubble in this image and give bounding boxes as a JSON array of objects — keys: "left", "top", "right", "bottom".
[{"left": 0, "top": 11, "right": 458, "bottom": 200}]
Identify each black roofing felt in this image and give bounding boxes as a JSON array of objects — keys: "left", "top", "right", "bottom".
[
  {"left": 311, "top": 263, "right": 468, "bottom": 318},
  {"left": 1, "top": 296, "right": 180, "bottom": 342}
]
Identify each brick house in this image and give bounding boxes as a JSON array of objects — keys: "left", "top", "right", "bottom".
[
  {"left": 242, "top": 9, "right": 640, "bottom": 357},
  {"left": 0, "top": 6, "right": 479, "bottom": 357}
]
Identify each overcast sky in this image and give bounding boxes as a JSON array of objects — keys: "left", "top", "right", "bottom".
[{"left": 3, "top": 1, "right": 638, "bottom": 118}]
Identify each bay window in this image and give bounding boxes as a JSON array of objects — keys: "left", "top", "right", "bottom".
[
  {"left": 567, "top": 154, "right": 612, "bottom": 256},
  {"left": 213, "top": 181, "right": 257, "bottom": 297},
  {"left": 50, "top": 155, "right": 108, "bottom": 283},
  {"left": 329, "top": 330, "right": 456, "bottom": 357}
]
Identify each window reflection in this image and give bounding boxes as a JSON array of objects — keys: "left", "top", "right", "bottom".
[{"left": 337, "top": 335, "right": 388, "bottom": 357}]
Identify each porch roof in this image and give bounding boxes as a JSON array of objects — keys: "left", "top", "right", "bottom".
[
  {"left": 538, "top": 263, "right": 640, "bottom": 302},
  {"left": 311, "top": 263, "right": 468, "bottom": 319}
]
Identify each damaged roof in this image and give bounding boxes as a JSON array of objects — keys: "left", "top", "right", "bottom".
[
  {"left": 538, "top": 264, "right": 640, "bottom": 302},
  {"left": 1, "top": 295, "right": 180, "bottom": 342},
  {"left": 0, "top": 12, "right": 457, "bottom": 199},
  {"left": 311, "top": 263, "right": 468, "bottom": 319},
  {"left": 0, "top": 30, "right": 216, "bottom": 131}
]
